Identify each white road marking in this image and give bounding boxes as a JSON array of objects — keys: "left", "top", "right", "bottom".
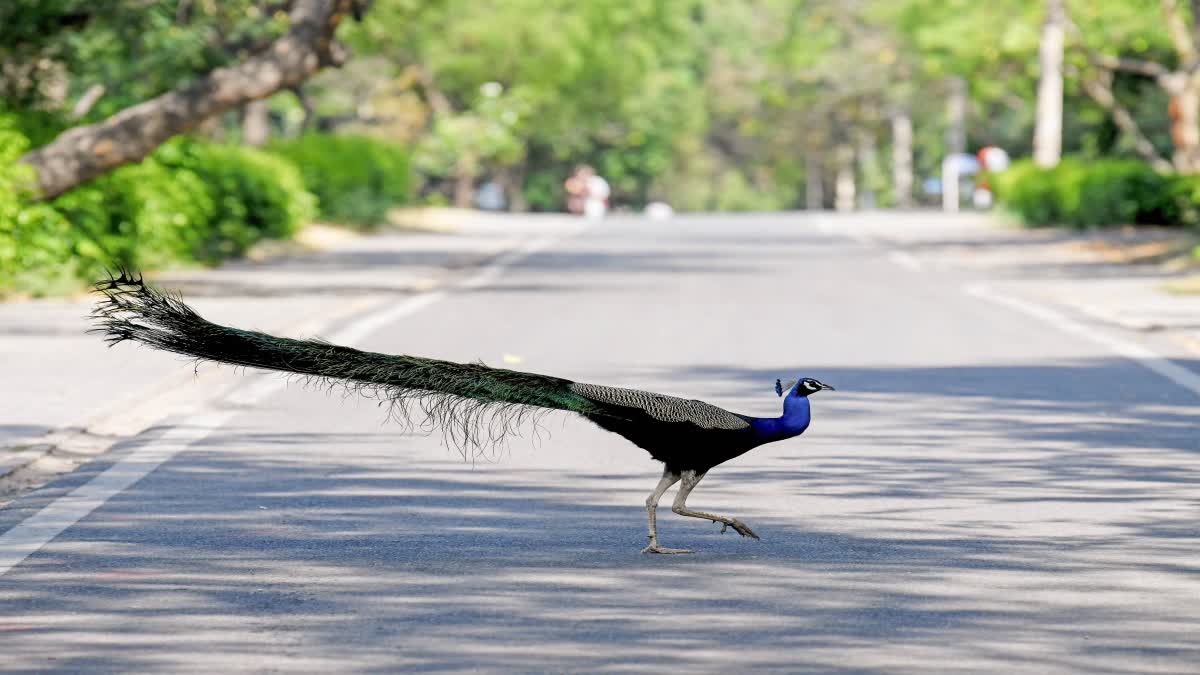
[
  {"left": 964, "top": 283, "right": 1200, "bottom": 398},
  {"left": 0, "top": 412, "right": 234, "bottom": 576},
  {"left": 814, "top": 215, "right": 916, "bottom": 269},
  {"left": 887, "top": 250, "right": 924, "bottom": 272},
  {"left": 0, "top": 231, "right": 580, "bottom": 577}
]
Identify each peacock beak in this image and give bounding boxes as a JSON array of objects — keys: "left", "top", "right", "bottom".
[{"left": 821, "top": 383, "right": 836, "bottom": 391}]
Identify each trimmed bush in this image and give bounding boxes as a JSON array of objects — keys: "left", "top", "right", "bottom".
[
  {"left": 0, "top": 118, "right": 79, "bottom": 293},
  {"left": 53, "top": 158, "right": 217, "bottom": 272},
  {"left": 270, "top": 133, "right": 411, "bottom": 226},
  {"left": 157, "top": 138, "right": 316, "bottom": 259},
  {"left": 1163, "top": 174, "right": 1200, "bottom": 228},
  {"left": 992, "top": 158, "right": 1175, "bottom": 228}
]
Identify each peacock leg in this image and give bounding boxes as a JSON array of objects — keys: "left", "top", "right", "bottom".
[
  {"left": 641, "top": 468, "right": 689, "bottom": 554},
  {"left": 671, "top": 470, "right": 760, "bottom": 540}
]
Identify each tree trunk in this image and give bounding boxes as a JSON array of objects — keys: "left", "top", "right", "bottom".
[
  {"left": 890, "top": 109, "right": 913, "bottom": 208},
  {"left": 1161, "top": 0, "right": 1200, "bottom": 171},
  {"left": 805, "top": 153, "right": 824, "bottom": 210},
  {"left": 945, "top": 76, "right": 967, "bottom": 158},
  {"left": 1033, "top": 0, "right": 1065, "bottom": 168},
  {"left": 856, "top": 130, "right": 878, "bottom": 210},
  {"left": 453, "top": 168, "right": 475, "bottom": 209},
  {"left": 498, "top": 165, "right": 528, "bottom": 212},
  {"left": 1170, "top": 75, "right": 1200, "bottom": 172},
  {"left": 834, "top": 143, "right": 856, "bottom": 213},
  {"left": 291, "top": 85, "right": 317, "bottom": 132},
  {"left": 242, "top": 99, "right": 271, "bottom": 146},
  {"left": 943, "top": 77, "right": 967, "bottom": 212},
  {"left": 20, "top": 0, "right": 360, "bottom": 200}
]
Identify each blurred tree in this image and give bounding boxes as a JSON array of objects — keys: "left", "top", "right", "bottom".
[
  {"left": 1073, "top": 0, "right": 1200, "bottom": 172},
  {"left": 8, "top": 0, "right": 1188, "bottom": 213},
  {"left": 1033, "top": 0, "right": 1066, "bottom": 167},
  {"left": 346, "top": 0, "right": 713, "bottom": 208}
]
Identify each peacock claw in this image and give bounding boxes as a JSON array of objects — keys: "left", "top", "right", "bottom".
[
  {"left": 727, "top": 519, "right": 760, "bottom": 540},
  {"left": 642, "top": 544, "right": 694, "bottom": 555}
]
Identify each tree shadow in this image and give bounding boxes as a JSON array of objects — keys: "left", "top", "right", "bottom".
[{"left": 3, "top": 351, "right": 1200, "bottom": 674}]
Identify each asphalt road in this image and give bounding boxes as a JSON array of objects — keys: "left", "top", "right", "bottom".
[{"left": 2, "top": 213, "right": 1199, "bottom": 673}]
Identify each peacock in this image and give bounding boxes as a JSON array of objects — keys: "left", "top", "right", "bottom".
[{"left": 91, "top": 272, "right": 834, "bottom": 554}]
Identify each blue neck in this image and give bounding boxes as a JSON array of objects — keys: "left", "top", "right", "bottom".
[{"left": 749, "top": 394, "right": 811, "bottom": 442}]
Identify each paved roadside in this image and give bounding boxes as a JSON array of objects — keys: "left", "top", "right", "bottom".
[
  {"left": 825, "top": 211, "right": 1200, "bottom": 354},
  {"left": 0, "top": 213, "right": 579, "bottom": 503}
]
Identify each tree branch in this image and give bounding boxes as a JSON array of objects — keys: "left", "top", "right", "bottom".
[
  {"left": 1075, "top": 64, "right": 1174, "bottom": 171},
  {"left": 1090, "top": 53, "right": 1172, "bottom": 80},
  {"left": 1163, "top": 0, "right": 1198, "bottom": 65},
  {"left": 20, "top": 0, "right": 360, "bottom": 200},
  {"left": 407, "top": 64, "right": 454, "bottom": 117},
  {"left": 1192, "top": 0, "right": 1200, "bottom": 51},
  {"left": 69, "top": 84, "right": 106, "bottom": 120}
]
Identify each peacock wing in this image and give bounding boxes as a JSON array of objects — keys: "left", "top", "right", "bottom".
[{"left": 567, "top": 382, "right": 749, "bottom": 430}]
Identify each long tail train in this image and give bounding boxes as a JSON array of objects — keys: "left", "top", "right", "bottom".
[{"left": 90, "top": 271, "right": 610, "bottom": 456}]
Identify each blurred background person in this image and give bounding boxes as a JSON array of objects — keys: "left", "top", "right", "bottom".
[
  {"left": 564, "top": 165, "right": 591, "bottom": 215},
  {"left": 583, "top": 167, "right": 610, "bottom": 220}
]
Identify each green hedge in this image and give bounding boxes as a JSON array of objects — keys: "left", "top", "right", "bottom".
[
  {"left": 992, "top": 158, "right": 1179, "bottom": 228},
  {"left": 1, "top": 121, "right": 317, "bottom": 296},
  {"left": 52, "top": 156, "right": 217, "bottom": 272},
  {"left": 156, "top": 139, "right": 315, "bottom": 259},
  {"left": 0, "top": 121, "right": 79, "bottom": 294},
  {"left": 270, "top": 133, "right": 411, "bottom": 227}
]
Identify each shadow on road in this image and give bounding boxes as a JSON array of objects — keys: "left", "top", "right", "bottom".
[{"left": 3, "top": 353, "right": 1198, "bottom": 672}]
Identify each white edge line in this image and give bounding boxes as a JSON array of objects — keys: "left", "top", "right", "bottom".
[
  {"left": 964, "top": 283, "right": 1200, "bottom": 398},
  {"left": 0, "top": 231, "right": 575, "bottom": 577},
  {"left": 0, "top": 411, "right": 235, "bottom": 576}
]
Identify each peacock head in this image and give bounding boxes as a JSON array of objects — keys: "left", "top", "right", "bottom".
[{"left": 775, "top": 377, "right": 835, "bottom": 398}]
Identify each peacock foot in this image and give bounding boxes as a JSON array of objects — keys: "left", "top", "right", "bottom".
[{"left": 718, "top": 519, "right": 760, "bottom": 540}]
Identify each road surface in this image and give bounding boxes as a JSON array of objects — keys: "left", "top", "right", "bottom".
[{"left": 2, "top": 213, "right": 1198, "bottom": 673}]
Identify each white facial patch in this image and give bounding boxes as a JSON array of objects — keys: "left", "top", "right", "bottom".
[{"left": 804, "top": 380, "right": 820, "bottom": 391}]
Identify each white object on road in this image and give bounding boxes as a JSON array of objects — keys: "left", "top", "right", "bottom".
[{"left": 645, "top": 202, "right": 674, "bottom": 221}]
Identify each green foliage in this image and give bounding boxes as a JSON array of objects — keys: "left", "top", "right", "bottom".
[
  {"left": 522, "top": 170, "right": 563, "bottom": 212},
  {"left": 52, "top": 157, "right": 216, "bottom": 271},
  {"left": 0, "top": 118, "right": 78, "bottom": 293},
  {"left": 0, "top": 105, "right": 69, "bottom": 148},
  {"left": 1, "top": 118, "right": 317, "bottom": 296},
  {"left": 3, "top": 0, "right": 1198, "bottom": 289},
  {"left": 415, "top": 90, "right": 526, "bottom": 185},
  {"left": 993, "top": 158, "right": 1178, "bottom": 228},
  {"left": 1, "top": 0, "right": 288, "bottom": 116},
  {"left": 158, "top": 139, "right": 316, "bottom": 254},
  {"left": 1162, "top": 174, "right": 1200, "bottom": 228},
  {"left": 991, "top": 161, "right": 1066, "bottom": 225},
  {"left": 354, "top": 0, "right": 710, "bottom": 208},
  {"left": 272, "top": 133, "right": 412, "bottom": 227}
]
